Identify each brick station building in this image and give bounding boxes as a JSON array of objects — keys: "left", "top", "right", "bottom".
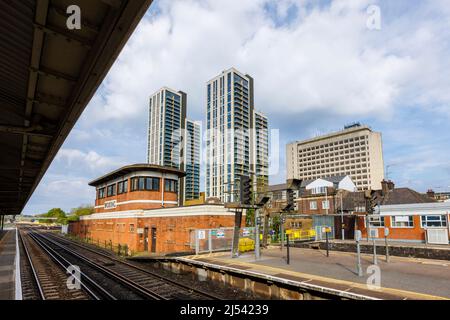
[{"left": 69, "top": 164, "right": 239, "bottom": 255}]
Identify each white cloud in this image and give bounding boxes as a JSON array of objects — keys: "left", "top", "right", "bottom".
[
  {"left": 81, "top": 0, "right": 450, "bottom": 126},
  {"left": 55, "top": 148, "right": 123, "bottom": 171}
]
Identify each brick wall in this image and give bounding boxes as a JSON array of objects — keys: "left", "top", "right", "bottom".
[
  {"left": 357, "top": 216, "right": 428, "bottom": 242},
  {"left": 95, "top": 177, "right": 178, "bottom": 213},
  {"left": 69, "top": 214, "right": 240, "bottom": 255}
]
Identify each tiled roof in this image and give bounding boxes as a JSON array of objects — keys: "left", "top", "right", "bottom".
[{"left": 377, "top": 188, "right": 436, "bottom": 205}]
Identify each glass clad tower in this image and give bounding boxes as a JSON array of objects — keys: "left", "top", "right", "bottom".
[
  {"left": 147, "top": 87, "right": 186, "bottom": 203},
  {"left": 184, "top": 119, "right": 201, "bottom": 201},
  {"left": 206, "top": 68, "right": 268, "bottom": 202},
  {"left": 254, "top": 111, "right": 269, "bottom": 193}
]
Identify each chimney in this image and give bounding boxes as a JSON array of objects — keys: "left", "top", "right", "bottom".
[
  {"left": 387, "top": 180, "right": 395, "bottom": 191},
  {"left": 427, "top": 189, "right": 435, "bottom": 199},
  {"left": 381, "top": 180, "right": 389, "bottom": 195}
]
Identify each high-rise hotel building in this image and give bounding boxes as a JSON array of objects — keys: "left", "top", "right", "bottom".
[
  {"left": 205, "top": 68, "right": 269, "bottom": 202},
  {"left": 147, "top": 87, "right": 200, "bottom": 204},
  {"left": 286, "top": 124, "right": 384, "bottom": 191}
]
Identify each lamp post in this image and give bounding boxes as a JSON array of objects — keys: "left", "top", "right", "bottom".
[{"left": 340, "top": 192, "right": 344, "bottom": 240}]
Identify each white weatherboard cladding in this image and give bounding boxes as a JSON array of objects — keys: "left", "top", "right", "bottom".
[
  {"left": 305, "top": 179, "right": 333, "bottom": 189},
  {"left": 305, "top": 176, "right": 356, "bottom": 192},
  {"left": 338, "top": 176, "right": 357, "bottom": 191},
  {"left": 379, "top": 202, "right": 450, "bottom": 216}
]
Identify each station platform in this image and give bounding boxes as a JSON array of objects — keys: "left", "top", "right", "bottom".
[
  {"left": 294, "top": 239, "right": 450, "bottom": 260},
  {"left": 0, "top": 229, "right": 19, "bottom": 300},
  {"left": 179, "top": 247, "right": 450, "bottom": 300}
]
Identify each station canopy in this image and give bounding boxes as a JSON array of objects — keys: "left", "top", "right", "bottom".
[{"left": 0, "top": 0, "right": 153, "bottom": 215}]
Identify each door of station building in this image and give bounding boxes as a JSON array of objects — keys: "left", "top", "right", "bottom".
[
  {"left": 334, "top": 215, "right": 356, "bottom": 240},
  {"left": 144, "top": 227, "right": 149, "bottom": 251},
  {"left": 151, "top": 227, "right": 157, "bottom": 253}
]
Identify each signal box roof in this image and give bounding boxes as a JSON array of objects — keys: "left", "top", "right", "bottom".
[{"left": 88, "top": 164, "right": 186, "bottom": 187}]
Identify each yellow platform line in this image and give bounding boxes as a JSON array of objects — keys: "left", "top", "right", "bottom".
[{"left": 188, "top": 254, "right": 448, "bottom": 300}]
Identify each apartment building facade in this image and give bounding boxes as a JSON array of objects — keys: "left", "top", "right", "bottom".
[
  {"left": 184, "top": 119, "right": 201, "bottom": 201},
  {"left": 147, "top": 87, "right": 187, "bottom": 204},
  {"left": 254, "top": 111, "right": 269, "bottom": 192},
  {"left": 205, "top": 68, "right": 268, "bottom": 202},
  {"left": 286, "top": 124, "right": 384, "bottom": 191}
]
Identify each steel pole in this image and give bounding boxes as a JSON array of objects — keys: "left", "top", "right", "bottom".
[
  {"left": 385, "top": 235, "right": 390, "bottom": 263},
  {"left": 280, "top": 213, "right": 284, "bottom": 251},
  {"left": 286, "top": 234, "right": 290, "bottom": 265},
  {"left": 356, "top": 239, "right": 363, "bottom": 276},
  {"left": 255, "top": 208, "right": 260, "bottom": 260},
  {"left": 340, "top": 194, "right": 344, "bottom": 240},
  {"left": 372, "top": 237, "right": 378, "bottom": 265}
]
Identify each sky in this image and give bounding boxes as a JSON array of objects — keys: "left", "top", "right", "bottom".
[{"left": 23, "top": 0, "right": 450, "bottom": 215}]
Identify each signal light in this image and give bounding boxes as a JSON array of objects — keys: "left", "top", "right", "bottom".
[{"left": 240, "top": 175, "right": 252, "bottom": 205}]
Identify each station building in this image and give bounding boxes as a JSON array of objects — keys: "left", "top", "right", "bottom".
[{"left": 69, "top": 164, "right": 240, "bottom": 255}]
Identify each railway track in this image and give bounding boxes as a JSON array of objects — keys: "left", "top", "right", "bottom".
[
  {"left": 27, "top": 229, "right": 220, "bottom": 300},
  {"left": 18, "top": 229, "right": 92, "bottom": 300}
]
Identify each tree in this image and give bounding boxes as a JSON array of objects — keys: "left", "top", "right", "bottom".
[
  {"left": 40, "top": 208, "right": 67, "bottom": 224},
  {"left": 65, "top": 205, "right": 94, "bottom": 223},
  {"left": 70, "top": 205, "right": 94, "bottom": 217}
]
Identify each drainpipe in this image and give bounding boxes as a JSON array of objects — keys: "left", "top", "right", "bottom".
[{"left": 161, "top": 173, "right": 165, "bottom": 207}]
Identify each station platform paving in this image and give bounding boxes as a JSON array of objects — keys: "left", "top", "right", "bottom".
[
  {"left": 180, "top": 246, "right": 450, "bottom": 300},
  {"left": 0, "top": 229, "right": 19, "bottom": 300}
]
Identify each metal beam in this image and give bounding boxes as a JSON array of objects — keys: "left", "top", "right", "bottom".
[
  {"left": 0, "top": 124, "right": 53, "bottom": 138},
  {"left": 29, "top": 66, "right": 77, "bottom": 83},
  {"left": 33, "top": 22, "right": 93, "bottom": 47}
]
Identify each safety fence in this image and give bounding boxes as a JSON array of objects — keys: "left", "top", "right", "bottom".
[
  {"left": 285, "top": 228, "right": 316, "bottom": 241},
  {"left": 314, "top": 225, "right": 335, "bottom": 240},
  {"left": 190, "top": 227, "right": 256, "bottom": 254}
]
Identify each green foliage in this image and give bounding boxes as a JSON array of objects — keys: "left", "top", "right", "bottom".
[
  {"left": 70, "top": 205, "right": 94, "bottom": 217},
  {"left": 64, "top": 205, "right": 94, "bottom": 224},
  {"left": 245, "top": 208, "right": 255, "bottom": 226},
  {"left": 40, "top": 208, "right": 66, "bottom": 224},
  {"left": 37, "top": 205, "right": 93, "bottom": 225}
]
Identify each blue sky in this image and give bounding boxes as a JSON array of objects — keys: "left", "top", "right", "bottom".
[{"left": 23, "top": 0, "right": 450, "bottom": 214}]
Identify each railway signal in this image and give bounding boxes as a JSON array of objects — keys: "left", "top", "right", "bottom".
[{"left": 240, "top": 175, "right": 252, "bottom": 206}]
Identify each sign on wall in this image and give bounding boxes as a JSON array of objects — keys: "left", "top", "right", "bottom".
[
  {"left": 369, "top": 229, "right": 379, "bottom": 238},
  {"left": 104, "top": 200, "right": 117, "bottom": 210},
  {"left": 198, "top": 230, "right": 206, "bottom": 240}
]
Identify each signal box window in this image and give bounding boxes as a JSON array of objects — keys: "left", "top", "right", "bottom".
[
  {"left": 165, "top": 179, "right": 178, "bottom": 192},
  {"left": 107, "top": 184, "right": 116, "bottom": 197},
  {"left": 117, "top": 180, "right": 128, "bottom": 194}
]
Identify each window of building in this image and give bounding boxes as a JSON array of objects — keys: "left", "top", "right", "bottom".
[
  {"left": 117, "top": 180, "right": 128, "bottom": 194},
  {"left": 107, "top": 184, "right": 116, "bottom": 197},
  {"left": 367, "top": 216, "right": 385, "bottom": 227},
  {"left": 420, "top": 215, "right": 447, "bottom": 228},
  {"left": 98, "top": 187, "right": 105, "bottom": 199},
  {"left": 391, "top": 216, "right": 414, "bottom": 228},
  {"left": 310, "top": 201, "right": 317, "bottom": 210},
  {"left": 129, "top": 224, "right": 135, "bottom": 233},
  {"left": 165, "top": 179, "right": 178, "bottom": 192},
  {"left": 130, "top": 177, "right": 160, "bottom": 191},
  {"left": 312, "top": 186, "right": 327, "bottom": 194},
  {"left": 145, "top": 177, "right": 160, "bottom": 191},
  {"left": 322, "top": 200, "right": 330, "bottom": 210}
]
